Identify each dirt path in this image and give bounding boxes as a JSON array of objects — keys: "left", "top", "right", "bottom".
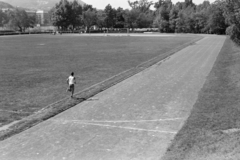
[{"left": 0, "top": 35, "right": 226, "bottom": 160}]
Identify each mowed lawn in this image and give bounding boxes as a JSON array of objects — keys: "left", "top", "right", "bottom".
[
  {"left": 162, "top": 38, "right": 240, "bottom": 160},
  {"left": 0, "top": 34, "right": 196, "bottom": 126}
]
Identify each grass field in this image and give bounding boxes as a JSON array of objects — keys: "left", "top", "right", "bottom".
[
  {"left": 0, "top": 34, "right": 197, "bottom": 127},
  {"left": 162, "top": 37, "right": 240, "bottom": 160}
]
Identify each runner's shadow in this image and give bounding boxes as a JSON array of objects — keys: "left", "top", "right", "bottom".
[
  {"left": 71, "top": 97, "right": 87, "bottom": 101},
  {"left": 71, "top": 97, "right": 99, "bottom": 102}
]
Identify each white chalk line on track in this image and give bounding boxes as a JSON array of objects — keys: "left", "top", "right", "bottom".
[
  {"left": 63, "top": 117, "right": 184, "bottom": 123},
  {"left": 78, "top": 122, "right": 178, "bottom": 134},
  {"left": 53, "top": 120, "right": 178, "bottom": 134},
  {"left": 52, "top": 118, "right": 183, "bottom": 134}
]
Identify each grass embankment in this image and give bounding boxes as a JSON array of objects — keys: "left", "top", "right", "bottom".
[
  {"left": 0, "top": 34, "right": 201, "bottom": 141},
  {"left": 162, "top": 37, "right": 240, "bottom": 160}
]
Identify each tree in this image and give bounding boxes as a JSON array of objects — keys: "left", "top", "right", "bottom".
[
  {"left": 125, "top": 0, "right": 155, "bottom": 30},
  {"left": 183, "top": 0, "right": 195, "bottom": 9},
  {"left": 193, "top": 11, "right": 208, "bottom": 33},
  {"left": 154, "top": 0, "right": 164, "bottom": 9},
  {"left": 69, "top": 0, "right": 83, "bottom": 30},
  {"left": 194, "top": 1, "right": 210, "bottom": 33},
  {"left": 224, "top": 0, "right": 240, "bottom": 43},
  {"left": 0, "top": 10, "right": 8, "bottom": 27},
  {"left": 175, "top": 11, "right": 186, "bottom": 33},
  {"left": 183, "top": 7, "right": 195, "bottom": 33},
  {"left": 123, "top": 9, "right": 140, "bottom": 30},
  {"left": 51, "top": 0, "right": 83, "bottom": 31},
  {"left": 104, "top": 4, "right": 116, "bottom": 29},
  {"left": 96, "top": 10, "right": 106, "bottom": 30},
  {"left": 115, "top": 7, "right": 125, "bottom": 28},
  {"left": 206, "top": 2, "right": 227, "bottom": 34},
  {"left": 153, "top": 0, "right": 172, "bottom": 32},
  {"left": 169, "top": 6, "right": 179, "bottom": 32},
  {"left": 128, "top": 0, "right": 153, "bottom": 13},
  {"left": 27, "top": 15, "right": 37, "bottom": 28},
  {"left": 51, "top": 0, "right": 71, "bottom": 30},
  {"left": 83, "top": 4, "right": 94, "bottom": 12},
  {"left": 137, "top": 11, "right": 154, "bottom": 28},
  {"left": 7, "top": 9, "right": 32, "bottom": 32},
  {"left": 196, "top": 0, "right": 210, "bottom": 12},
  {"left": 83, "top": 9, "right": 97, "bottom": 33}
]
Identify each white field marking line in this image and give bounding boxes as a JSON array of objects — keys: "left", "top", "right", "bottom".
[
  {"left": 66, "top": 117, "right": 184, "bottom": 123},
  {"left": 73, "top": 121, "right": 178, "bottom": 134},
  {"left": 78, "top": 33, "right": 175, "bottom": 37}
]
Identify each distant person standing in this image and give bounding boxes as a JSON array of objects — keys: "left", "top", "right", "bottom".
[{"left": 67, "top": 72, "right": 76, "bottom": 98}]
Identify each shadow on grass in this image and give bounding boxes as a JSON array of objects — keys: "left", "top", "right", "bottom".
[{"left": 0, "top": 36, "right": 203, "bottom": 141}]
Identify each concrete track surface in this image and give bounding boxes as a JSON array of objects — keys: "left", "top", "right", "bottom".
[{"left": 0, "top": 35, "right": 226, "bottom": 160}]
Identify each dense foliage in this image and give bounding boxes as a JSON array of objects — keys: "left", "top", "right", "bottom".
[
  {"left": 0, "top": 9, "right": 36, "bottom": 32},
  {"left": 48, "top": 0, "right": 238, "bottom": 36},
  {"left": 224, "top": 0, "right": 240, "bottom": 43}
]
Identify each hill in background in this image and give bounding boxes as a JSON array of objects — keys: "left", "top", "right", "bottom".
[
  {"left": 0, "top": 0, "right": 85, "bottom": 10},
  {"left": 0, "top": 1, "right": 14, "bottom": 9}
]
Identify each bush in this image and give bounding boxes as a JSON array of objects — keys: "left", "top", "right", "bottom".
[{"left": 226, "top": 25, "right": 240, "bottom": 44}]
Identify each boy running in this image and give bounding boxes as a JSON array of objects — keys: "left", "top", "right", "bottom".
[{"left": 67, "top": 72, "right": 76, "bottom": 98}]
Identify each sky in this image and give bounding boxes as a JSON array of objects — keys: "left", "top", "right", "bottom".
[{"left": 84, "top": 0, "right": 216, "bottom": 9}]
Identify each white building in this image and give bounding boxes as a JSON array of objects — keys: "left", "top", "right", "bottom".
[
  {"left": 1, "top": 8, "right": 13, "bottom": 13},
  {"left": 36, "top": 10, "right": 49, "bottom": 25},
  {"left": 26, "top": 10, "right": 36, "bottom": 17}
]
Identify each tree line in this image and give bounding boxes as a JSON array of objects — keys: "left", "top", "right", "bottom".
[
  {"left": 49, "top": 0, "right": 239, "bottom": 43},
  {"left": 0, "top": 8, "right": 36, "bottom": 32},
  {"left": 0, "top": 0, "right": 239, "bottom": 43}
]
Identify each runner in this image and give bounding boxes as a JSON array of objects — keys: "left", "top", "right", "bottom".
[{"left": 67, "top": 72, "right": 76, "bottom": 98}]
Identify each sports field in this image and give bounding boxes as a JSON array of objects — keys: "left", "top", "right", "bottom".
[{"left": 0, "top": 34, "right": 197, "bottom": 127}]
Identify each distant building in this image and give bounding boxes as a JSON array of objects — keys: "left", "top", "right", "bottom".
[
  {"left": 36, "top": 10, "right": 49, "bottom": 25},
  {"left": 26, "top": 10, "right": 50, "bottom": 26},
  {"left": 1, "top": 8, "right": 13, "bottom": 13},
  {"left": 26, "top": 10, "right": 36, "bottom": 17},
  {"left": 1, "top": 8, "right": 50, "bottom": 26}
]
